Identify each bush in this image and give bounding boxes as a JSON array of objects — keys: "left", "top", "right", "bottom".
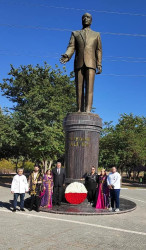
[
  {"left": 0, "top": 159, "right": 15, "bottom": 174},
  {"left": 23, "top": 161, "right": 34, "bottom": 173},
  {"left": 0, "top": 159, "right": 35, "bottom": 174}
]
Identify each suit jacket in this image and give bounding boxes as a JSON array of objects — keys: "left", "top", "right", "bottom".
[
  {"left": 52, "top": 167, "right": 66, "bottom": 187},
  {"left": 65, "top": 28, "right": 102, "bottom": 71}
]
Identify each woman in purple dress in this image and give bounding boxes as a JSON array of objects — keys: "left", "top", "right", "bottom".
[
  {"left": 96, "top": 169, "right": 109, "bottom": 209},
  {"left": 40, "top": 169, "right": 53, "bottom": 208}
]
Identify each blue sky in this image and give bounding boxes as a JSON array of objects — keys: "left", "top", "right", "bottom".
[{"left": 0, "top": 0, "right": 146, "bottom": 124}]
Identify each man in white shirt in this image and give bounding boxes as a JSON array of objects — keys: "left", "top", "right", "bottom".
[
  {"left": 107, "top": 166, "right": 121, "bottom": 212},
  {"left": 11, "top": 168, "right": 29, "bottom": 212}
]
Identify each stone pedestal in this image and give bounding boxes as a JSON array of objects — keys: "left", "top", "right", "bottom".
[{"left": 63, "top": 113, "right": 102, "bottom": 180}]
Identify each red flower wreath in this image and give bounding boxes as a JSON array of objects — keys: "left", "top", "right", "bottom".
[{"left": 65, "top": 182, "right": 87, "bottom": 204}]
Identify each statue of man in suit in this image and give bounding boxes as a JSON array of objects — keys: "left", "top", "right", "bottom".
[{"left": 60, "top": 13, "right": 102, "bottom": 113}]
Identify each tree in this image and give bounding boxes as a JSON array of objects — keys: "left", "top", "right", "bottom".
[
  {"left": 0, "top": 107, "right": 18, "bottom": 160},
  {"left": 99, "top": 114, "right": 146, "bottom": 175},
  {"left": 115, "top": 113, "right": 146, "bottom": 175},
  {"left": 0, "top": 63, "right": 76, "bottom": 170},
  {"left": 99, "top": 121, "right": 119, "bottom": 169}
]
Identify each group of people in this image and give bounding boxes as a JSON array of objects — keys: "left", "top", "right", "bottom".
[
  {"left": 85, "top": 166, "right": 121, "bottom": 212},
  {"left": 11, "top": 161, "right": 65, "bottom": 212},
  {"left": 11, "top": 163, "right": 121, "bottom": 212}
]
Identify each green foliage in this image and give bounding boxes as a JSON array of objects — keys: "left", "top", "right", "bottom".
[
  {"left": 0, "top": 159, "right": 15, "bottom": 173},
  {"left": 1, "top": 64, "right": 145, "bottom": 172},
  {"left": 99, "top": 113, "right": 146, "bottom": 172},
  {"left": 0, "top": 108, "right": 19, "bottom": 159},
  {"left": 22, "top": 161, "right": 34, "bottom": 172},
  {"left": 0, "top": 63, "right": 76, "bottom": 165},
  {"left": 0, "top": 159, "right": 34, "bottom": 173}
]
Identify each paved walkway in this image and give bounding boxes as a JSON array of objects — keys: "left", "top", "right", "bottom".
[{"left": 0, "top": 186, "right": 146, "bottom": 250}]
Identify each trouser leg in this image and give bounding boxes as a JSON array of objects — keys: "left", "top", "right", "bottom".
[
  {"left": 75, "top": 68, "right": 84, "bottom": 112},
  {"left": 13, "top": 193, "right": 19, "bottom": 209},
  {"left": 85, "top": 68, "right": 95, "bottom": 112},
  {"left": 20, "top": 193, "right": 25, "bottom": 209},
  {"left": 58, "top": 187, "right": 63, "bottom": 203},
  {"left": 53, "top": 187, "right": 59, "bottom": 204},
  {"left": 114, "top": 189, "right": 120, "bottom": 209},
  {"left": 87, "top": 190, "right": 92, "bottom": 202},
  {"left": 30, "top": 195, "right": 35, "bottom": 209},
  {"left": 92, "top": 188, "right": 96, "bottom": 203},
  {"left": 35, "top": 196, "right": 40, "bottom": 211},
  {"left": 110, "top": 189, "right": 115, "bottom": 208},
  {"left": 93, "top": 188, "right": 98, "bottom": 206}
]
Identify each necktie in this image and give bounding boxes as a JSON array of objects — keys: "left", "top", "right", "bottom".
[
  {"left": 82, "top": 29, "right": 86, "bottom": 41},
  {"left": 82, "top": 28, "right": 89, "bottom": 43}
]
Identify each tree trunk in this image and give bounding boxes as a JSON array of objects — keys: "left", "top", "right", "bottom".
[
  {"left": 119, "top": 165, "right": 124, "bottom": 183},
  {"left": 137, "top": 171, "right": 140, "bottom": 178},
  {"left": 22, "top": 158, "right": 26, "bottom": 170},
  {"left": 15, "top": 158, "right": 19, "bottom": 173},
  {"left": 49, "top": 160, "right": 53, "bottom": 169},
  {"left": 42, "top": 160, "right": 48, "bottom": 173}
]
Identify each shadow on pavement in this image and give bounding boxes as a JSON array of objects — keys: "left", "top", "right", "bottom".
[
  {"left": 0, "top": 200, "right": 13, "bottom": 210},
  {"left": 0, "top": 182, "right": 11, "bottom": 188},
  {"left": 0, "top": 200, "right": 23, "bottom": 211}
]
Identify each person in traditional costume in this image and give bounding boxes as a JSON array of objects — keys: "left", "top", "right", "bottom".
[
  {"left": 85, "top": 166, "right": 98, "bottom": 205},
  {"left": 28, "top": 164, "right": 42, "bottom": 212},
  {"left": 40, "top": 169, "right": 53, "bottom": 208},
  {"left": 96, "top": 169, "right": 109, "bottom": 209}
]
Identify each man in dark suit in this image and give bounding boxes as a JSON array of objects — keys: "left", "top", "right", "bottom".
[
  {"left": 52, "top": 161, "right": 66, "bottom": 206},
  {"left": 60, "top": 13, "right": 102, "bottom": 113}
]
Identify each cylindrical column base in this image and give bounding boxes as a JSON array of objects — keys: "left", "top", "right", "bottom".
[{"left": 64, "top": 112, "right": 102, "bottom": 179}]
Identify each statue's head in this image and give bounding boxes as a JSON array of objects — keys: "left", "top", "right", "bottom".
[{"left": 82, "top": 13, "right": 92, "bottom": 27}]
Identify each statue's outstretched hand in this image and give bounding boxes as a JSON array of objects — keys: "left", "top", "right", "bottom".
[
  {"left": 96, "top": 65, "right": 102, "bottom": 74},
  {"left": 60, "top": 54, "right": 69, "bottom": 64}
]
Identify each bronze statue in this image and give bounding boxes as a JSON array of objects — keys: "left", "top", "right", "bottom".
[{"left": 60, "top": 13, "right": 102, "bottom": 113}]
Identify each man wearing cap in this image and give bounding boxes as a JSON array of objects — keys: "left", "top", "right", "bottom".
[
  {"left": 60, "top": 13, "right": 102, "bottom": 113},
  {"left": 52, "top": 162, "right": 66, "bottom": 206}
]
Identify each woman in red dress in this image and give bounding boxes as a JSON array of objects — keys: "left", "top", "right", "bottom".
[{"left": 96, "top": 169, "right": 109, "bottom": 209}]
